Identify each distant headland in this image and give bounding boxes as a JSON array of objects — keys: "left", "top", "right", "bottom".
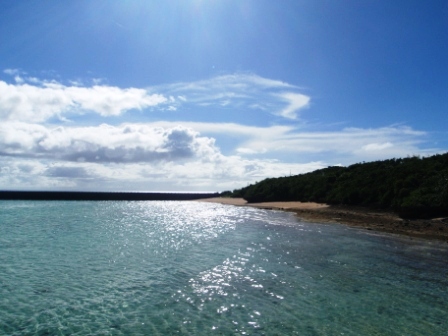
[
  {"left": 223, "top": 152, "right": 448, "bottom": 220},
  {"left": 0, "top": 190, "right": 219, "bottom": 201}
]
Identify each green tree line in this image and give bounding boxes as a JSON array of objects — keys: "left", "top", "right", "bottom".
[{"left": 225, "top": 153, "right": 448, "bottom": 218}]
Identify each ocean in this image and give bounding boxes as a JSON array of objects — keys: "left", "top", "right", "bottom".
[{"left": 0, "top": 200, "right": 447, "bottom": 335}]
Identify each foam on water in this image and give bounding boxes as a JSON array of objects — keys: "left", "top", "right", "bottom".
[{"left": 0, "top": 201, "right": 447, "bottom": 335}]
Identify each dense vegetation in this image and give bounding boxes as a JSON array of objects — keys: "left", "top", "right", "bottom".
[{"left": 226, "top": 153, "right": 448, "bottom": 218}]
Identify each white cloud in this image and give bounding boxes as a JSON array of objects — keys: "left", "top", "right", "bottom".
[
  {"left": 153, "top": 73, "right": 310, "bottom": 119},
  {"left": 163, "top": 74, "right": 294, "bottom": 94},
  {"left": 0, "top": 72, "right": 310, "bottom": 123},
  {"left": 138, "top": 121, "right": 430, "bottom": 161},
  {"left": 234, "top": 126, "right": 427, "bottom": 158},
  {"left": 4, "top": 69, "right": 20, "bottom": 75},
  {"left": 0, "top": 123, "right": 440, "bottom": 192},
  {"left": 148, "top": 121, "right": 294, "bottom": 139},
  {"left": 0, "top": 80, "right": 166, "bottom": 122},
  {"left": 0, "top": 154, "right": 326, "bottom": 192},
  {"left": 0, "top": 116, "right": 332, "bottom": 191},
  {"left": 0, "top": 120, "right": 434, "bottom": 191},
  {"left": 236, "top": 147, "right": 267, "bottom": 154},
  {"left": 362, "top": 142, "right": 393, "bottom": 151},
  {"left": 276, "top": 92, "right": 310, "bottom": 119},
  {"left": 0, "top": 122, "right": 219, "bottom": 163}
]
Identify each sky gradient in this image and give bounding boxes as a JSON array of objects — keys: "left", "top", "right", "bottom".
[{"left": 1, "top": 0, "right": 447, "bottom": 191}]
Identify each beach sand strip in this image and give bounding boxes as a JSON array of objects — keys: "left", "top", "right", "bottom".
[{"left": 197, "top": 198, "right": 448, "bottom": 242}]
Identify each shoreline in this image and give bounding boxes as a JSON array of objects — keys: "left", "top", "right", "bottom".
[{"left": 198, "top": 198, "right": 448, "bottom": 242}]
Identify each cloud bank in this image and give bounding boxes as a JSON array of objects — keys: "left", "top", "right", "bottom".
[
  {"left": 0, "top": 71, "right": 441, "bottom": 191},
  {"left": 153, "top": 73, "right": 311, "bottom": 119},
  {"left": 0, "top": 122, "right": 218, "bottom": 163},
  {"left": 0, "top": 76, "right": 166, "bottom": 122}
]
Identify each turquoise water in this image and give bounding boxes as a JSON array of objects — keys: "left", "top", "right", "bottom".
[{"left": 0, "top": 201, "right": 447, "bottom": 335}]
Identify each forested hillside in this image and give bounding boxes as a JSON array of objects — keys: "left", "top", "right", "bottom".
[{"left": 228, "top": 153, "right": 448, "bottom": 218}]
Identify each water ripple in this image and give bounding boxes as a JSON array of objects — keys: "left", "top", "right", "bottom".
[{"left": 0, "top": 201, "right": 447, "bottom": 335}]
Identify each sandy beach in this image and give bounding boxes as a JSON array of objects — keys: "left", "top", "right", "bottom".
[{"left": 198, "top": 198, "right": 448, "bottom": 242}]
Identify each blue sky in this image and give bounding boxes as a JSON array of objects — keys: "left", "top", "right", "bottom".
[{"left": 0, "top": 0, "right": 447, "bottom": 191}]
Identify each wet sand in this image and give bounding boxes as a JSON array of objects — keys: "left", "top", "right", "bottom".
[{"left": 198, "top": 198, "right": 448, "bottom": 242}]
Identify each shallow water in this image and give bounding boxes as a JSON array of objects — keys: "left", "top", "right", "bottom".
[{"left": 0, "top": 201, "right": 447, "bottom": 335}]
